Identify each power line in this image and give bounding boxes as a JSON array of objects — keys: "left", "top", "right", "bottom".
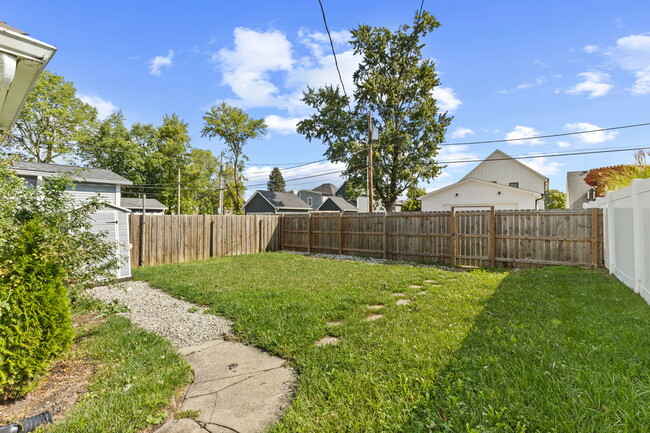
[{"left": 317, "top": 0, "right": 349, "bottom": 100}]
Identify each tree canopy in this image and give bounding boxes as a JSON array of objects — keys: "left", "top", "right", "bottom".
[
  {"left": 297, "top": 10, "right": 451, "bottom": 211},
  {"left": 201, "top": 102, "right": 267, "bottom": 213},
  {"left": 544, "top": 189, "right": 567, "bottom": 209},
  {"left": 3, "top": 71, "right": 98, "bottom": 163},
  {"left": 401, "top": 185, "right": 426, "bottom": 211},
  {"left": 267, "top": 167, "right": 286, "bottom": 192}
]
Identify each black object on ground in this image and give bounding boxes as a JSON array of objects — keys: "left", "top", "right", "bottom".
[{"left": 0, "top": 411, "right": 53, "bottom": 433}]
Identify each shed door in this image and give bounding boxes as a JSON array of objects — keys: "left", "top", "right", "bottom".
[{"left": 90, "top": 210, "right": 120, "bottom": 277}]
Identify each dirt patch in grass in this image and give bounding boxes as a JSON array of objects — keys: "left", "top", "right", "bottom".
[
  {"left": 315, "top": 336, "right": 340, "bottom": 346},
  {"left": 0, "top": 315, "right": 101, "bottom": 424}
]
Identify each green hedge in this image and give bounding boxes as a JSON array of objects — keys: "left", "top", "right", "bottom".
[{"left": 0, "top": 220, "right": 74, "bottom": 399}]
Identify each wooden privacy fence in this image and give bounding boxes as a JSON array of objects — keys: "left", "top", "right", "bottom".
[
  {"left": 129, "top": 209, "right": 603, "bottom": 269},
  {"left": 129, "top": 214, "right": 281, "bottom": 267},
  {"left": 281, "top": 209, "right": 604, "bottom": 268}
]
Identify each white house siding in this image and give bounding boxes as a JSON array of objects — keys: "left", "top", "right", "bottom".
[
  {"left": 421, "top": 180, "right": 540, "bottom": 211},
  {"left": 462, "top": 153, "right": 546, "bottom": 194},
  {"left": 67, "top": 183, "right": 117, "bottom": 205}
]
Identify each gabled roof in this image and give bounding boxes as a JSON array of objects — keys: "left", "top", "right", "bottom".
[
  {"left": 121, "top": 197, "right": 167, "bottom": 210},
  {"left": 418, "top": 178, "right": 541, "bottom": 200},
  {"left": 312, "top": 183, "right": 338, "bottom": 196},
  {"left": 12, "top": 161, "right": 133, "bottom": 185},
  {"left": 461, "top": 149, "right": 547, "bottom": 182},
  {"left": 247, "top": 190, "right": 311, "bottom": 210},
  {"left": 318, "top": 196, "right": 359, "bottom": 212}
]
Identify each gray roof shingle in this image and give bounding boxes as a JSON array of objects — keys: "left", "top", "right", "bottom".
[
  {"left": 12, "top": 161, "right": 133, "bottom": 185},
  {"left": 312, "top": 183, "right": 338, "bottom": 196},
  {"left": 121, "top": 198, "right": 167, "bottom": 210},
  {"left": 318, "top": 196, "right": 359, "bottom": 212},
  {"left": 256, "top": 190, "right": 311, "bottom": 209}
]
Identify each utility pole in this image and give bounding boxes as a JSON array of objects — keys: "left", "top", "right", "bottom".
[
  {"left": 367, "top": 112, "right": 374, "bottom": 213},
  {"left": 218, "top": 151, "right": 224, "bottom": 215},
  {"left": 177, "top": 167, "right": 181, "bottom": 215}
]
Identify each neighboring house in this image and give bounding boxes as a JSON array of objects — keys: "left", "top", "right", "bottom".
[
  {"left": 297, "top": 189, "right": 325, "bottom": 211},
  {"left": 336, "top": 181, "right": 384, "bottom": 212},
  {"left": 12, "top": 161, "right": 133, "bottom": 280},
  {"left": 121, "top": 197, "right": 168, "bottom": 214},
  {"left": 312, "top": 183, "right": 338, "bottom": 196},
  {"left": 0, "top": 22, "right": 56, "bottom": 135},
  {"left": 244, "top": 190, "right": 311, "bottom": 214},
  {"left": 566, "top": 170, "right": 596, "bottom": 209},
  {"left": 419, "top": 149, "right": 548, "bottom": 211},
  {"left": 318, "top": 196, "right": 360, "bottom": 212}
]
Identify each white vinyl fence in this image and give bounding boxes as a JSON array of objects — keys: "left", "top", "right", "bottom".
[{"left": 587, "top": 178, "right": 650, "bottom": 304}]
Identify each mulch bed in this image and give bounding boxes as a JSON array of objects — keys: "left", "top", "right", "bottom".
[{"left": 0, "top": 314, "right": 103, "bottom": 424}]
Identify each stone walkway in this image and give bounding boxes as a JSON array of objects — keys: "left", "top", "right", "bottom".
[{"left": 91, "top": 282, "right": 295, "bottom": 433}]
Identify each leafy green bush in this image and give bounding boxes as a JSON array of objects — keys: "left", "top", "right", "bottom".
[
  {"left": 0, "top": 156, "right": 119, "bottom": 398},
  {"left": 0, "top": 220, "right": 74, "bottom": 399}
]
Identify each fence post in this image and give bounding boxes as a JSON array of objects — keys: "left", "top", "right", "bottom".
[
  {"left": 280, "top": 214, "right": 285, "bottom": 251},
  {"left": 591, "top": 208, "right": 599, "bottom": 268},
  {"left": 383, "top": 212, "right": 388, "bottom": 259},
  {"left": 254, "top": 214, "right": 259, "bottom": 253},
  {"left": 606, "top": 192, "right": 616, "bottom": 274},
  {"left": 307, "top": 213, "right": 312, "bottom": 253},
  {"left": 631, "top": 180, "right": 643, "bottom": 294},
  {"left": 489, "top": 207, "right": 496, "bottom": 267},
  {"left": 449, "top": 208, "right": 457, "bottom": 266},
  {"left": 338, "top": 212, "right": 343, "bottom": 255},
  {"left": 210, "top": 220, "right": 215, "bottom": 258},
  {"left": 138, "top": 213, "right": 146, "bottom": 267},
  {"left": 259, "top": 217, "right": 263, "bottom": 252}
]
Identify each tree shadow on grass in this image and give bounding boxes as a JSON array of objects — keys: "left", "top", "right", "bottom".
[{"left": 400, "top": 266, "right": 650, "bottom": 433}]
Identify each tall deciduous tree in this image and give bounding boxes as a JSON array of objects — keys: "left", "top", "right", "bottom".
[
  {"left": 297, "top": 11, "right": 451, "bottom": 211},
  {"left": 267, "top": 167, "right": 286, "bottom": 192},
  {"left": 76, "top": 111, "right": 146, "bottom": 184},
  {"left": 3, "top": 71, "right": 97, "bottom": 162},
  {"left": 544, "top": 189, "right": 567, "bottom": 209},
  {"left": 201, "top": 103, "right": 267, "bottom": 213},
  {"left": 401, "top": 185, "right": 426, "bottom": 211}
]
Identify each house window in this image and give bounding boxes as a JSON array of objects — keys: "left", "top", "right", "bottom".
[
  {"left": 509, "top": 182, "right": 519, "bottom": 188},
  {"left": 307, "top": 197, "right": 313, "bottom": 206}
]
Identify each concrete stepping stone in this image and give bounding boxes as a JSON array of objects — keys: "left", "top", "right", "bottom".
[
  {"left": 417, "top": 291, "right": 427, "bottom": 295},
  {"left": 391, "top": 292, "right": 405, "bottom": 297},
  {"left": 365, "top": 314, "right": 383, "bottom": 321},
  {"left": 315, "top": 336, "right": 340, "bottom": 346},
  {"left": 396, "top": 299, "right": 411, "bottom": 306},
  {"left": 409, "top": 285, "right": 422, "bottom": 289},
  {"left": 423, "top": 280, "right": 437, "bottom": 283},
  {"left": 158, "top": 340, "right": 295, "bottom": 433},
  {"left": 368, "top": 304, "right": 384, "bottom": 310}
]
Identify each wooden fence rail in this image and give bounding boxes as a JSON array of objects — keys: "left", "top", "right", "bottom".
[
  {"left": 280, "top": 209, "right": 604, "bottom": 268},
  {"left": 130, "top": 209, "right": 604, "bottom": 269}
]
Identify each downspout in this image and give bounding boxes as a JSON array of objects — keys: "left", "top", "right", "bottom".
[{"left": 535, "top": 178, "right": 549, "bottom": 210}]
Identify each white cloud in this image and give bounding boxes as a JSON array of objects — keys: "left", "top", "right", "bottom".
[
  {"left": 565, "top": 122, "right": 618, "bottom": 144},
  {"left": 437, "top": 145, "right": 481, "bottom": 169},
  {"left": 517, "top": 76, "right": 546, "bottom": 89},
  {"left": 450, "top": 127, "right": 474, "bottom": 139},
  {"left": 149, "top": 50, "right": 174, "bottom": 76},
  {"left": 505, "top": 126, "right": 543, "bottom": 145},
  {"left": 557, "top": 140, "right": 572, "bottom": 148},
  {"left": 78, "top": 94, "right": 118, "bottom": 119},
  {"left": 583, "top": 44, "right": 599, "bottom": 53},
  {"left": 431, "top": 87, "right": 462, "bottom": 112},
  {"left": 605, "top": 34, "right": 650, "bottom": 94},
  {"left": 567, "top": 71, "right": 612, "bottom": 98},
  {"left": 265, "top": 115, "right": 303, "bottom": 135},
  {"left": 521, "top": 155, "right": 563, "bottom": 176}
]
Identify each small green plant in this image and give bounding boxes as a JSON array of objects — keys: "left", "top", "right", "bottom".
[
  {"left": 175, "top": 409, "right": 200, "bottom": 420},
  {"left": 188, "top": 306, "right": 199, "bottom": 313}
]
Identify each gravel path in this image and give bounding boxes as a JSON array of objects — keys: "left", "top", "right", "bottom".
[{"left": 88, "top": 281, "right": 232, "bottom": 348}]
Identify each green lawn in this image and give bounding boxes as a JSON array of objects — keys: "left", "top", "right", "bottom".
[
  {"left": 48, "top": 316, "right": 191, "bottom": 433},
  {"left": 134, "top": 252, "right": 650, "bottom": 432}
]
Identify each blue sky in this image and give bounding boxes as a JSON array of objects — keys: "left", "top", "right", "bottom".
[{"left": 5, "top": 0, "right": 650, "bottom": 197}]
